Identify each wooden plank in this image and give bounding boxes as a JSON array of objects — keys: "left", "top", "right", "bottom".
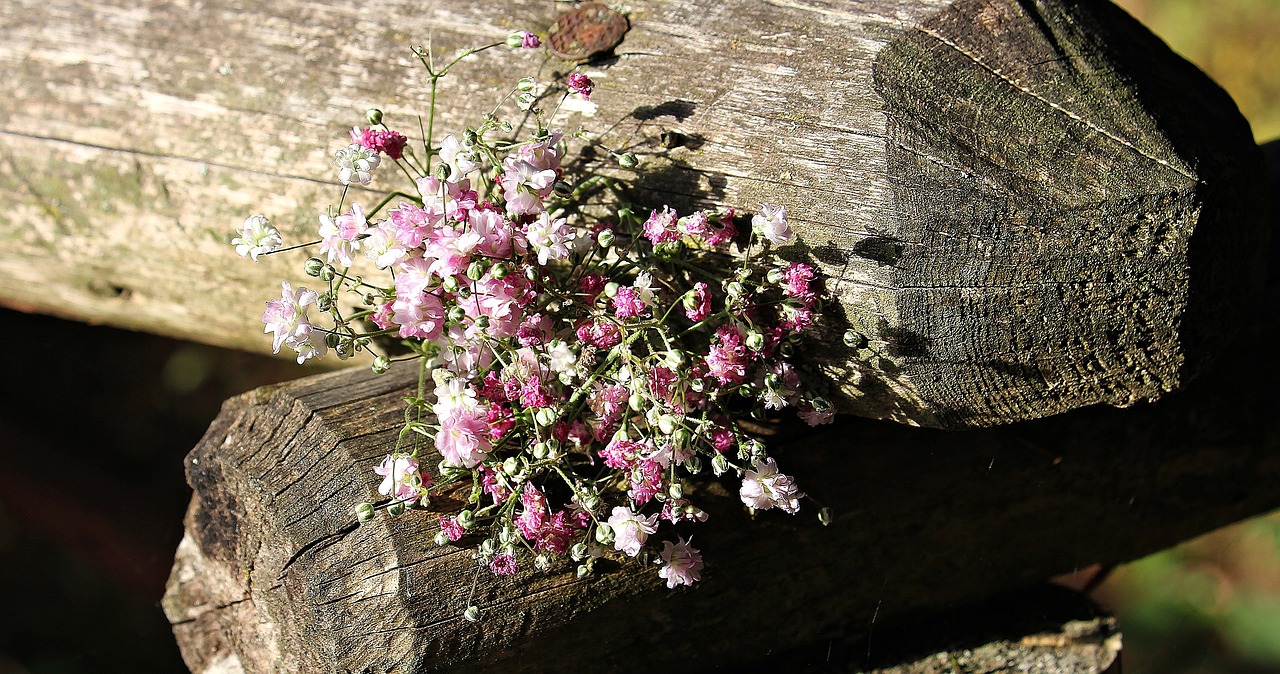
[
  {"left": 160, "top": 218, "right": 1280, "bottom": 673},
  {"left": 0, "top": 0, "right": 1266, "bottom": 427}
]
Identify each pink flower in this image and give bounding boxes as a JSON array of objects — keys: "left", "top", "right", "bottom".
[
  {"left": 391, "top": 293, "right": 446, "bottom": 341},
  {"left": 524, "top": 212, "right": 575, "bottom": 264},
  {"left": 507, "top": 30, "right": 541, "bottom": 49},
  {"left": 600, "top": 438, "right": 645, "bottom": 470},
  {"left": 575, "top": 318, "right": 622, "bottom": 349},
  {"left": 435, "top": 408, "right": 492, "bottom": 468},
  {"left": 782, "top": 262, "right": 816, "bottom": 299},
  {"left": 567, "top": 72, "right": 594, "bottom": 99},
  {"left": 516, "top": 484, "right": 548, "bottom": 540},
  {"left": 661, "top": 498, "right": 709, "bottom": 524},
  {"left": 709, "top": 426, "right": 735, "bottom": 453},
  {"left": 578, "top": 273, "right": 606, "bottom": 298},
  {"left": 374, "top": 454, "right": 430, "bottom": 504},
  {"left": 658, "top": 538, "right": 704, "bottom": 588},
  {"left": 262, "top": 282, "right": 327, "bottom": 363},
  {"left": 350, "top": 127, "right": 408, "bottom": 160},
  {"left": 677, "top": 211, "right": 709, "bottom": 238},
  {"left": 489, "top": 553, "right": 518, "bottom": 576},
  {"left": 629, "top": 458, "right": 663, "bottom": 506},
  {"left": 739, "top": 457, "right": 804, "bottom": 514},
  {"left": 705, "top": 325, "right": 751, "bottom": 385},
  {"left": 799, "top": 405, "right": 835, "bottom": 426},
  {"left": 439, "top": 515, "right": 465, "bottom": 541},
  {"left": 588, "top": 383, "right": 629, "bottom": 426},
  {"left": 534, "top": 511, "right": 577, "bottom": 554},
  {"left": 611, "top": 287, "right": 646, "bottom": 319},
  {"left": 685, "top": 282, "right": 711, "bottom": 322},
  {"left": 704, "top": 209, "right": 738, "bottom": 246},
  {"left": 518, "top": 375, "right": 552, "bottom": 409},
  {"left": 642, "top": 206, "right": 680, "bottom": 244},
  {"left": 607, "top": 506, "right": 659, "bottom": 557},
  {"left": 318, "top": 204, "right": 370, "bottom": 267}
]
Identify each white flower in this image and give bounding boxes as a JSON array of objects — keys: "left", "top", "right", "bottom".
[
  {"left": 607, "top": 506, "right": 659, "bottom": 557},
  {"left": 545, "top": 340, "right": 576, "bottom": 375},
  {"left": 438, "top": 134, "right": 480, "bottom": 181},
  {"left": 261, "top": 282, "right": 328, "bottom": 364},
  {"left": 524, "top": 212, "right": 575, "bottom": 265},
  {"left": 362, "top": 220, "right": 408, "bottom": 269},
  {"left": 752, "top": 203, "right": 794, "bottom": 245},
  {"left": 318, "top": 204, "right": 370, "bottom": 267},
  {"left": 632, "top": 271, "right": 656, "bottom": 306},
  {"left": 739, "top": 457, "right": 803, "bottom": 514},
  {"left": 658, "top": 537, "right": 704, "bottom": 588},
  {"left": 334, "top": 143, "right": 381, "bottom": 185},
  {"left": 433, "top": 377, "right": 479, "bottom": 419},
  {"left": 232, "top": 214, "right": 282, "bottom": 261}
]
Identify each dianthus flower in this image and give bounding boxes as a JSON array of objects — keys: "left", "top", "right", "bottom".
[
  {"left": 658, "top": 538, "right": 704, "bottom": 588},
  {"left": 575, "top": 318, "right": 622, "bottom": 349},
  {"left": 705, "top": 325, "right": 751, "bottom": 385},
  {"left": 438, "top": 134, "right": 480, "bottom": 181},
  {"left": 516, "top": 484, "right": 548, "bottom": 540},
  {"left": 232, "top": 214, "right": 282, "bottom": 261},
  {"left": 629, "top": 458, "right": 663, "bottom": 505},
  {"left": 781, "top": 262, "right": 816, "bottom": 299},
  {"left": 607, "top": 506, "right": 658, "bottom": 557},
  {"left": 704, "top": 209, "right": 738, "bottom": 246}
]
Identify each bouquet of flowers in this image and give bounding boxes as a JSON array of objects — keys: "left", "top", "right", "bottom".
[{"left": 232, "top": 31, "right": 835, "bottom": 620}]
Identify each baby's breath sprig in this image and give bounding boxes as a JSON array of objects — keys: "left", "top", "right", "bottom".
[{"left": 233, "top": 33, "right": 834, "bottom": 616}]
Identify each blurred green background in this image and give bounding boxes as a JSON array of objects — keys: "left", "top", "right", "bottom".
[
  {"left": 1096, "top": 1, "right": 1280, "bottom": 673},
  {"left": 0, "top": 0, "right": 1276, "bottom": 672}
]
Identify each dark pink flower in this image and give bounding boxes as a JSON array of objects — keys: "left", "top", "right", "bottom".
[
  {"left": 489, "top": 553, "right": 518, "bottom": 576},
  {"left": 439, "top": 515, "right": 465, "bottom": 541},
  {"left": 685, "top": 282, "right": 711, "bottom": 322},
  {"left": 567, "top": 72, "right": 594, "bottom": 99}
]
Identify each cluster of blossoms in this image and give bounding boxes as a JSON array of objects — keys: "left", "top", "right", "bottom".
[{"left": 234, "top": 34, "right": 834, "bottom": 615}]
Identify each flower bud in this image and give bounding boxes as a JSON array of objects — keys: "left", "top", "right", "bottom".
[
  {"left": 553, "top": 180, "right": 573, "bottom": 197},
  {"left": 479, "top": 539, "right": 495, "bottom": 556},
  {"left": 365, "top": 108, "right": 383, "bottom": 125},
  {"left": 712, "top": 453, "right": 730, "bottom": 476},
  {"left": 474, "top": 315, "right": 490, "bottom": 330},
  {"left": 570, "top": 542, "right": 588, "bottom": 561},
  {"left": 434, "top": 531, "right": 449, "bottom": 546},
  {"left": 766, "top": 267, "right": 786, "bottom": 285},
  {"left": 325, "top": 332, "right": 341, "bottom": 348},
  {"left": 576, "top": 564, "right": 591, "bottom": 579},
  {"left": 534, "top": 407, "right": 556, "bottom": 427},
  {"left": 534, "top": 554, "right": 552, "bottom": 571},
  {"left": 596, "top": 229, "right": 615, "bottom": 248},
  {"left": 525, "top": 265, "right": 539, "bottom": 281},
  {"left": 371, "top": 355, "right": 391, "bottom": 375},
  {"left": 685, "top": 455, "right": 703, "bottom": 474},
  {"left": 745, "top": 330, "right": 765, "bottom": 351},
  {"left": 628, "top": 393, "right": 644, "bottom": 412},
  {"left": 467, "top": 260, "right": 486, "bottom": 281},
  {"left": 604, "top": 281, "right": 620, "bottom": 298},
  {"left": 433, "top": 162, "right": 452, "bottom": 180},
  {"left": 613, "top": 151, "right": 639, "bottom": 168},
  {"left": 672, "top": 428, "right": 692, "bottom": 448},
  {"left": 779, "top": 341, "right": 795, "bottom": 358},
  {"left": 843, "top": 329, "right": 866, "bottom": 348},
  {"left": 316, "top": 293, "right": 333, "bottom": 312},
  {"left": 726, "top": 281, "right": 745, "bottom": 298},
  {"left": 657, "top": 415, "right": 678, "bottom": 436},
  {"left": 532, "top": 441, "right": 549, "bottom": 460},
  {"left": 386, "top": 501, "right": 406, "bottom": 517},
  {"left": 498, "top": 526, "right": 513, "bottom": 544},
  {"left": 463, "top": 128, "right": 479, "bottom": 146},
  {"left": 319, "top": 264, "right": 337, "bottom": 282},
  {"left": 355, "top": 502, "right": 375, "bottom": 523},
  {"left": 819, "top": 507, "right": 833, "bottom": 526},
  {"left": 448, "top": 306, "right": 466, "bottom": 323},
  {"left": 517, "top": 77, "right": 538, "bottom": 92},
  {"left": 517, "top": 92, "right": 537, "bottom": 111},
  {"left": 441, "top": 275, "right": 460, "bottom": 293},
  {"left": 458, "top": 510, "right": 476, "bottom": 529},
  {"left": 490, "top": 261, "right": 509, "bottom": 279},
  {"left": 668, "top": 482, "right": 683, "bottom": 500},
  {"left": 304, "top": 257, "right": 326, "bottom": 277},
  {"left": 463, "top": 605, "right": 482, "bottom": 622},
  {"left": 594, "top": 523, "right": 615, "bottom": 545},
  {"left": 812, "top": 396, "right": 833, "bottom": 412},
  {"left": 764, "top": 373, "right": 782, "bottom": 390},
  {"left": 502, "top": 457, "right": 519, "bottom": 474}
]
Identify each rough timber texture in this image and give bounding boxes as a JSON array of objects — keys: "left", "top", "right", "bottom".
[
  {"left": 0, "top": 0, "right": 1266, "bottom": 428},
  {"left": 163, "top": 223, "right": 1280, "bottom": 674}
]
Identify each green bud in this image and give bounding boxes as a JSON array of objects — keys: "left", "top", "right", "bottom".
[
  {"left": 355, "top": 502, "right": 375, "bottom": 523},
  {"left": 764, "top": 373, "right": 782, "bottom": 390},
  {"left": 442, "top": 276, "right": 461, "bottom": 294},
  {"left": 553, "top": 180, "right": 573, "bottom": 197},
  {"left": 843, "top": 330, "right": 867, "bottom": 349},
  {"left": 534, "top": 554, "right": 552, "bottom": 571},
  {"left": 576, "top": 564, "right": 591, "bottom": 579},
  {"left": 386, "top": 501, "right": 405, "bottom": 517},
  {"left": 448, "top": 306, "right": 466, "bottom": 323},
  {"left": 812, "top": 396, "right": 833, "bottom": 412},
  {"left": 745, "top": 331, "right": 765, "bottom": 351},
  {"left": 365, "top": 108, "right": 383, "bottom": 125},
  {"left": 433, "top": 162, "right": 452, "bottom": 180},
  {"left": 594, "top": 523, "right": 615, "bottom": 545},
  {"left": 463, "top": 128, "right": 479, "bottom": 145},
  {"left": 628, "top": 393, "right": 644, "bottom": 412},
  {"left": 657, "top": 415, "right": 678, "bottom": 435},
  {"left": 434, "top": 531, "right": 449, "bottom": 546},
  {"left": 525, "top": 266, "right": 539, "bottom": 281},
  {"left": 316, "top": 293, "right": 333, "bottom": 312},
  {"left": 463, "top": 605, "right": 481, "bottom": 622},
  {"left": 467, "top": 260, "right": 486, "bottom": 281},
  {"left": 516, "top": 77, "right": 537, "bottom": 92},
  {"left": 819, "top": 507, "right": 833, "bottom": 526},
  {"left": 455, "top": 285, "right": 471, "bottom": 299},
  {"left": 673, "top": 428, "right": 693, "bottom": 448},
  {"left": 304, "top": 257, "right": 326, "bottom": 277},
  {"left": 604, "top": 282, "right": 620, "bottom": 298},
  {"left": 685, "top": 455, "right": 703, "bottom": 474},
  {"left": 490, "top": 261, "right": 509, "bottom": 280},
  {"left": 458, "top": 510, "right": 476, "bottom": 529},
  {"left": 571, "top": 542, "right": 589, "bottom": 561},
  {"left": 595, "top": 228, "right": 614, "bottom": 248},
  {"left": 517, "top": 92, "right": 537, "bottom": 111},
  {"left": 726, "top": 281, "right": 745, "bottom": 298},
  {"left": 325, "top": 332, "right": 341, "bottom": 348},
  {"left": 614, "top": 151, "right": 639, "bottom": 168},
  {"left": 779, "top": 341, "right": 795, "bottom": 358},
  {"left": 534, "top": 407, "right": 556, "bottom": 427},
  {"left": 668, "top": 482, "right": 684, "bottom": 500},
  {"left": 498, "top": 526, "right": 513, "bottom": 544},
  {"left": 371, "top": 355, "right": 391, "bottom": 375},
  {"left": 766, "top": 267, "right": 786, "bottom": 285},
  {"left": 532, "top": 441, "right": 549, "bottom": 460},
  {"left": 712, "top": 453, "right": 730, "bottom": 476},
  {"left": 474, "top": 315, "right": 490, "bottom": 330},
  {"left": 502, "top": 457, "right": 519, "bottom": 474}
]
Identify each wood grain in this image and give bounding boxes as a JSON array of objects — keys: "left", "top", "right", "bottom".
[{"left": 0, "top": 0, "right": 1265, "bottom": 428}]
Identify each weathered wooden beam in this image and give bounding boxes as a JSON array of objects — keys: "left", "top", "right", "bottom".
[
  {"left": 161, "top": 213, "right": 1280, "bottom": 674},
  {"left": 0, "top": 0, "right": 1266, "bottom": 427}
]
